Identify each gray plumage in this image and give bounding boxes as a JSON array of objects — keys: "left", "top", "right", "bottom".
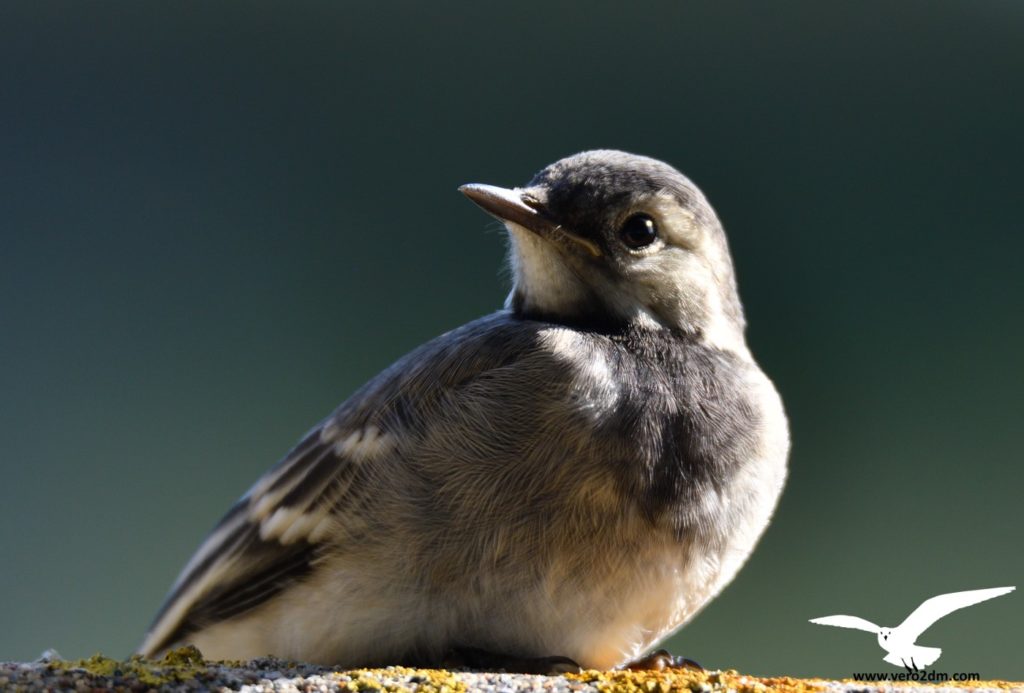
[{"left": 139, "top": 150, "right": 789, "bottom": 670}]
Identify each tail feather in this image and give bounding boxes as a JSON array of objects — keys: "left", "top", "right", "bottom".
[{"left": 883, "top": 646, "right": 942, "bottom": 668}]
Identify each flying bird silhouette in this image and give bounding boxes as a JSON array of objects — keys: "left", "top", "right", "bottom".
[{"left": 810, "top": 586, "right": 1015, "bottom": 670}]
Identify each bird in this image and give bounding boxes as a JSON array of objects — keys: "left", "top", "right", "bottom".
[
  {"left": 137, "top": 149, "right": 789, "bottom": 673},
  {"left": 810, "top": 586, "right": 1015, "bottom": 670}
]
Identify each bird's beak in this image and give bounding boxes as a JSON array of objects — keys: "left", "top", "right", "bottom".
[{"left": 459, "top": 184, "right": 601, "bottom": 257}]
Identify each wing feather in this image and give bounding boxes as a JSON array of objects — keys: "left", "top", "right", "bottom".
[
  {"left": 897, "top": 586, "right": 1015, "bottom": 640},
  {"left": 138, "top": 427, "right": 339, "bottom": 657},
  {"left": 809, "top": 615, "right": 880, "bottom": 632}
]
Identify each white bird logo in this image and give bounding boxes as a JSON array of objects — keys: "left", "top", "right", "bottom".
[{"left": 810, "top": 586, "right": 1015, "bottom": 670}]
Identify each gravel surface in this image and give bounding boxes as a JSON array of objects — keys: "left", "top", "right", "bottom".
[{"left": 2, "top": 650, "right": 1021, "bottom": 692}]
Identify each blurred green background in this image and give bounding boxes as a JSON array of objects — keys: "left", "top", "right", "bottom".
[{"left": 1, "top": 0, "right": 1021, "bottom": 680}]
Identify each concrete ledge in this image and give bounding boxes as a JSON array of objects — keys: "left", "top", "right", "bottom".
[{"left": 2, "top": 649, "right": 1021, "bottom": 692}]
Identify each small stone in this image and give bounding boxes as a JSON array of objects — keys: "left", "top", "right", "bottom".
[{"left": 35, "top": 648, "right": 63, "bottom": 663}]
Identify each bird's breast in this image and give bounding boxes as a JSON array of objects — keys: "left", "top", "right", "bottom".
[{"left": 541, "top": 325, "right": 788, "bottom": 532}]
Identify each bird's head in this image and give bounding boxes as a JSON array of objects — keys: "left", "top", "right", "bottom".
[
  {"left": 461, "top": 150, "right": 746, "bottom": 353},
  {"left": 879, "top": 628, "right": 892, "bottom": 644}
]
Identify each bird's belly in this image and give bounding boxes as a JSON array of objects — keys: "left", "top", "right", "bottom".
[
  {"left": 550, "top": 450, "right": 787, "bottom": 666},
  {"left": 471, "top": 481, "right": 785, "bottom": 668},
  {"left": 524, "top": 537, "right": 726, "bottom": 669}
]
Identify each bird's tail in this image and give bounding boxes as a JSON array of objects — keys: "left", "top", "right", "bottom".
[
  {"left": 883, "top": 646, "right": 942, "bottom": 669},
  {"left": 915, "top": 646, "right": 942, "bottom": 668}
]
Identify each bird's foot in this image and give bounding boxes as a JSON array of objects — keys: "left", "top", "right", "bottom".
[
  {"left": 621, "top": 649, "right": 703, "bottom": 671},
  {"left": 442, "top": 646, "right": 582, "bottom": 675}
]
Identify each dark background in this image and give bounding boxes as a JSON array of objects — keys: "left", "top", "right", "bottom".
[{"left": 1, "top": 0, "right": 1021, "bottom": 680}]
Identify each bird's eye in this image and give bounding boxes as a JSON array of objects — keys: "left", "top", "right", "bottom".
[{"left": 619, "top": 214, "right": 658, "bottom": 249}]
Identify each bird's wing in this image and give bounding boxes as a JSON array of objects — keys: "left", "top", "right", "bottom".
[
  {"left": 138, "top": 312, "right": 544, "bottom": 657},
  {"left": 896, "top": 586, "right": 1016, "bottom": 641},
  {"left": 809, "top": 615, "right": 880, "bottom": 632}
]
